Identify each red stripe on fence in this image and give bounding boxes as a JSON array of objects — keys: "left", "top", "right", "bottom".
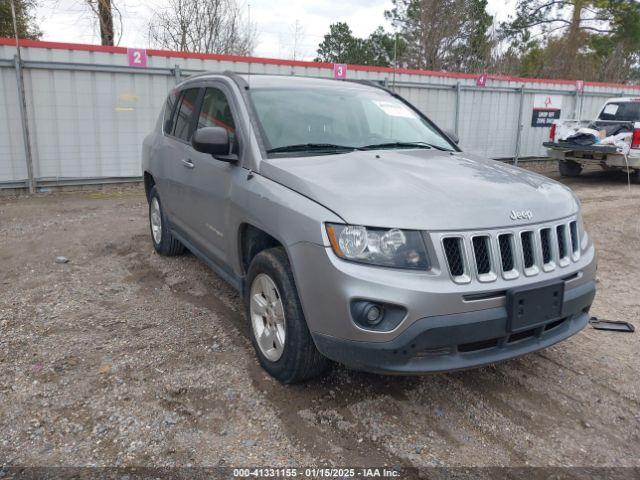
[{"left": 1, "top": 37, "right": 638, "bottom": 90}]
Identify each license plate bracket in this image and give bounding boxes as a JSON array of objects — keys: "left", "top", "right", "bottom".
[{"left": 507, "top": 281, "right": 565, "bottom": 332}]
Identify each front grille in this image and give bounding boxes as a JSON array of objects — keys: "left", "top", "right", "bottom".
[
  {"left": 521, "top": 231, "right": 535, "bottom": 268},
  {"left": 556, "top": 224, "right": 567, "bottom": 259},
  {"left": 472, "top": 236, "right": 491, "bottom": 274},
  {"left": 540, "top": 228, "right": 552, "bottom": 264},
  {"left": 443, "top": 237, "right": 465, "bottom": 277},
  {"left": 439, "top": 216, "right": 580, "bottom": 283}
]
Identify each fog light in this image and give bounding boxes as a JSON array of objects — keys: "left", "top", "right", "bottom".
[
  {"left": 365, "top": 305, "right": 383, "bottom": 325},
  {"left": 350, "top": 300, "right": 406, "bottom": 332}
]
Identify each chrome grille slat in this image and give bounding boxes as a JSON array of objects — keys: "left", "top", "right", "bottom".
[
  {"left": 439, "top": 217, "right": 581, "bottom": 284},
  {"left": 569, "top": 221, "right": 579, "bottom": 253},
  {"left": 472, "top": 236, "right": 491, "bottom": 275},
  {"left": 556, "top": 225, "right": 567, "bottom": 259},
  {"left": 521, "top": 231, "right": 535, "bottom": 269},
  {"left": 443, "top": 237, "right": 465, "bottom": 278},
  {"left": 540, "top": 228, "right": 552, "bottom": 265},
  {"left": 498, "top": 234, "right": 514, "bottom": 272}
]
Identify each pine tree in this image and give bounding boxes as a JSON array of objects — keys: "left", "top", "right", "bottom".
[
  {"left": 0, "top": 0, "right": 41, "bottom": 39},
  {"left": 385, "top": 0, "right": 494, "bottom": 72}
]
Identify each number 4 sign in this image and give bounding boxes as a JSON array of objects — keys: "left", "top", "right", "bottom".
[{"left": 127, "top": 48, "right": 148, "bottom": 68}]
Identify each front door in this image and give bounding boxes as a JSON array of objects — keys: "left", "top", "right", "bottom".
[{"left": 184, "top": 85, "right": 240, "bottom": 266}]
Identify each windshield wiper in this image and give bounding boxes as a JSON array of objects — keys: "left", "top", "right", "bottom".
[
  {"left": 266, "top": 143, "right": 361, "bottom": 154},
  {"left": 360, "top": 141, "right": 449, "bottom": 151}
]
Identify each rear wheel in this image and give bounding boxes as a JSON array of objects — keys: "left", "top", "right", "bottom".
[
  {"left": 558, "top": 160, "right": 582, "bottom": 177},
  {"left": 148, "top": 186, "right": 185, "bottom": 256},
  {"left": 245, "top": 247, "right": 329, "bottom": 383}
]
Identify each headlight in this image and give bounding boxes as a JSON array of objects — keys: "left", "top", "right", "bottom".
[{"left": 326, "top": 223, "right": 429, "bottom": 269}]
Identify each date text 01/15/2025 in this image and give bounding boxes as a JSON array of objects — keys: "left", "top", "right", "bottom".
[{"left": 232, "top": 467, "right": 402, "bottom": 478}]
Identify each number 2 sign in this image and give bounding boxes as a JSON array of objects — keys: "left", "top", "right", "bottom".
[{"left": 127, "top": 48, "right": 148, "bottom": 68}]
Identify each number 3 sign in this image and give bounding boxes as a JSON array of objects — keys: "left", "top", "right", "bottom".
[
  {"left": 127, "top": 48, "right": 148, "bottom": 68},
  {"left": 333, "top": 63, "right": 347, "bottom": 79}
]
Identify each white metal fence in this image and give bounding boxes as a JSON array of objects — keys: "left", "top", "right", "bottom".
[{"left": 1, "top": 39, "right": 639, "bottom": 189}]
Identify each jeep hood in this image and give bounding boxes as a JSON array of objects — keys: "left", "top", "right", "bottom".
[{"left": 259, "top": 149, "right": 579, "bottom": 230}]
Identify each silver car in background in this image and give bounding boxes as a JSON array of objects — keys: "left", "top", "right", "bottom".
[{"left": 142, "top": 74, "right": 596, "bottom": 383}]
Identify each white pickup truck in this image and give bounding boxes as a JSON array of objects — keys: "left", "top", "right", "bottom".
[{"left": 544, "top": 97, "right": 640, "bottom": 181}]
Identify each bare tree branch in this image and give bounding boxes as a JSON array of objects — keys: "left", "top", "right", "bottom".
[{"left": 147, "top": 0, "right": 256, "bottom": 55}]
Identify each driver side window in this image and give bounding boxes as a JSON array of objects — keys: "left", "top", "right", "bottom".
[
  {"left": 198, "top": 88, "right": 236, "bottom": 133},
  {"left": 197, "top": 87, "right": 238, "bottom": 152}
]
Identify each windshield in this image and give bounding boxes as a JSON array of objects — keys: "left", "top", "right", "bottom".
[{"left": 249, "top": 86, "right": 456, "bottom": 155}]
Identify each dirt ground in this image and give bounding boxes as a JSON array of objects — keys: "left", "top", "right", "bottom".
[{"left": 1, "top": 165, "right": 639, "bottom": 472}]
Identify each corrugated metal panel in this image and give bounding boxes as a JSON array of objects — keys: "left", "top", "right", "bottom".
[
  {"left": 0, "top": 63, "right": 27, "bottom": 183},
  {"left": 22, "top": 67, "right": 171, "bottom": 179},
  {"left": 1, "top": 40, "right": 639, "bottom": 185}
]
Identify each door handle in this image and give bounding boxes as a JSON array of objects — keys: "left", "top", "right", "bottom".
[{"left": 181, "top": 159, "right": 195, "bottom": 169}]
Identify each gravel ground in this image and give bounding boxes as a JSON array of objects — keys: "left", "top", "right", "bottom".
[{"left": 0, "top": 165, "right": 639, "bottom": 471}]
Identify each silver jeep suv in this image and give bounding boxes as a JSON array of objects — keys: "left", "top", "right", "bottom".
[{"left": 142, "top": 73, "right": 596, "bottom": 383}]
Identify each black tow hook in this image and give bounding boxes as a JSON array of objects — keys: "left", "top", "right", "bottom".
[{"left": 589, "top": 317, "right": 635, "bottom": 333}]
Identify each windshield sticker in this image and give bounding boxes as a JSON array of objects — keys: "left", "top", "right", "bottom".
[
  {"left": 373, "top": 100, "right": 416, "bottom": 118},
  {"left": 603, "top": 104, "right": 619, "bottom": 115}
]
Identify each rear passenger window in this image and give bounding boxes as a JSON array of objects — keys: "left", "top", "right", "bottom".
[
  {"left": 163, "top": 90, "right": 179, "bottom": 134},
  {"left": 197, "top": 88, "right": 236, "bottom": 133},
  {"left": 598, "top": 102, "right": 640, "bottom": 122},
  {"left": 173, "top": 88, "right": 200, "bottom": 141}
]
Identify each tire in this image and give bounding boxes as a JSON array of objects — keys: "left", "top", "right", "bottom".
[
  {"left": 148, "top": 186, "right": 185, "bottom": 256},
  {"left": 558, "top": 160, "right": 582, "bottom": 177},
  {"left": 630, "top": 170, "right": 640, "bottom": 184},
  {"left": 245, "top": 247, "right": 329, "bottom": 383}
]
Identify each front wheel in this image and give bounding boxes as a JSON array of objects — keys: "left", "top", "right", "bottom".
[
  {"left": 148, "top": 186, "right": 185, "bottom": 256},
  {"left": 559, "top": 160, "right": 582, "bottom": 177},
  {"left": 245, "top": 247, "right": 329, "bottom": 383}
]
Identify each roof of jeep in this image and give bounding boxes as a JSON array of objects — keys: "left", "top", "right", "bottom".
[
  {"left": 241, "top": 74, "right": 376, "bottom": 90},
  {"left": 181, "top": 72, "right": 379, "bottom": 91}
]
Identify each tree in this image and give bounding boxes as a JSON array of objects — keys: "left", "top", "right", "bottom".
[
  {"left": 0, "top": 0, "right": 41, "bottom": 39},
  {"left": 85, "top": 0, "right": 120, "bottom": 46},
  {"left": 289, "top": 20, "right": 305, "bottom": 60},
  {"left": 367, "top": 27, "right": 406, "bottom": 67},
  {"left": 148, "top": 0, "right": 256, "bottom": 55},
  {"left": 453, "top": 0, "right": 495, "bottom": 72},
  {"left": 385, "top": 0, "right": 494, "bottom": 72},
  {"left": 315, "top": 23, "right": 401, "bottom": 66},
  {"left": 500, "top": 0, "right": 640, "bottom": 81},
  {"left": 501, "top": 0, "right": 600, "bottom": 77},
  {"left": 315, "top": 22, "right": 359, "bottom": 63}
]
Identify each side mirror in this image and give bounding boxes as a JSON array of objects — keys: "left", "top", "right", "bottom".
[
  {"left": 192, "top": 127, "right": 237, "bottom": 162},
  {"left": 444, "top": 130, "right": 459, "bottom": 144}
]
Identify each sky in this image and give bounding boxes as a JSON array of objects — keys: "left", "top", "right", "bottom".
[{"left": 35, "top": 0, "right": 517, "bottom": 61}]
